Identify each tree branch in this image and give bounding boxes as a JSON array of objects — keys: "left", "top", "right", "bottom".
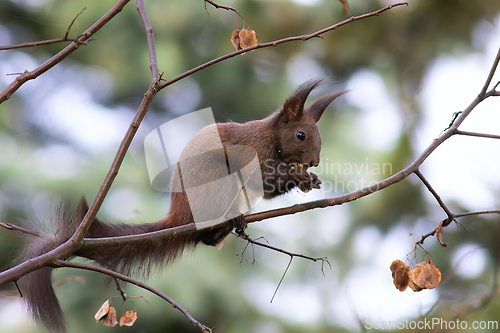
[
  {"left": 0, "top": 0, "right": 131, "bottom": 104},
  {"left": 204, "top": 0, "right": 242, "bottom": 18},
  {"left": 237, "top": 231, "right": 330, "bottom": 270},
  {"left": 52, "top": 260, "right": 211, "bottom": 332},
  {"left": 136, "top": 0, "right": 160, "bottom": 81},
  {"left": 158, "top": 2, "right": 409, "bottom": 90},
  {"left": 414, "top": 169, "right": 454, "bottom": 219}
]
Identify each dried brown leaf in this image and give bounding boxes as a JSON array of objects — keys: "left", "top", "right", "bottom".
[
  {"left": 231, "top": 29, "right": 241, "bottom": 51},
  {"left": 103, "top": 306, "right": 118, "bottom": 327},
  {"left": 94, "top": 300, "right": 110, "bottom": 322},
  {"left": 408, "top": 261, "right": 442, "bottom": 292},
  {"left": 119, "top": 310, "right": 138, "bottom": 327},
  {"left": 239, "top": 28, "right": 258, "bottom": 49},
  {"left": 390, "top": 260, "right": 410, "bottom": 291},
  {"left": 435, "top": 220, "right": 448, "bottom": 247}
]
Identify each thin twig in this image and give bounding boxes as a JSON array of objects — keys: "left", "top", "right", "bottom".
[
  {"left": 0, "top": 8, "right": 89, "bottom": 51},
  {"left": 238, "top": 232, "right": 330, "bottom": 268},
  {"left": 239, "top": 239, "right": 256, "bottom": 265},
  {"left": 136, "top": 0, "right": 160, "bottom": 81},
  {"left": 114, "top": 278, "right": 127, "bottom": 301},
  {"left": 236, "top": 232, "right": 330, "bottom": 302},
  {"left": 14, "top": 281, "right": 23, "bottom": 297},
  {"left": 0, "top": 222, "right": 43, "bottom": 237},
  {"left": 414, "top": 169, "right": 454, "bottom": 220},
  {"left": 204, "top": 0, "right": 242, "bottom": 18},
  {"left": 271, "top": 257, "right": 292, "bottom": 303},
  {"left": 414, "top": 228, "right": 438, "bottom": 247},
  {"left": 455, "top": 130, "right": 500, "bottom": 140},
  {"left": 0, "top": 37, "right": 95, "bottom": 51},
  {"left": 65, "top": 7, "right": 86, "bottom": 39},
  {"left": 450, "top": 46, "right": 500, "bottom": 131},
  {"left": 480, "top": 46, "right": 500, "bottom": 97},
  {"left": 415, "top": 209, "right": 500, "bottom": 247},
  {"left": 454, "top": 209, "right": 500, "bottom": 218},
  {"left": 52, "top": 259, "right": 211, "bottom": 333}
]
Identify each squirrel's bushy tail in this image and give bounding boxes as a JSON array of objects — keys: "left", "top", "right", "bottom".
[
  {"left": 23, "top": 267, "right": 66, "bottom": 332},
  {"left": 19, "top": 197, "right": 197, "bottom": 332},
  {"left": 18, "top": 201, "right": 81, "bottom": 332}
]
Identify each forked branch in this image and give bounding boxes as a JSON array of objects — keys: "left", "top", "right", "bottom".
[
  {"left": 0, "top": 0, "right": 132, "bottom": 104},
  {"left": 136, "top": 0, "right": 160, "bottom": 81},
  {"left": 0, "top": 8, "right": 89, "bottom": 51},
  {"left": 237, "top": 231, "right": 330, "bottom": 302}
]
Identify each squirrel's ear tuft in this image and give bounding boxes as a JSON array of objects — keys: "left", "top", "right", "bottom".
[
  {"left": 279, "top": 96, "right": 303, "bottom": 123},
  {"left": 277, "top": 79, "right": 324, "bottom": 124},
  {"left": 306, "top": 90, "right": 348, "bottom": 123}
]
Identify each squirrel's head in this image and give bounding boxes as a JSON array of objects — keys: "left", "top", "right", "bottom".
[{"left": 272, "top": 79, "right": 346, "bottom": 168}]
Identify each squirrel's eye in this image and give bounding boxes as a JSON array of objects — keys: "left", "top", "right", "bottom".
[{"left": 296, "top": 131, "right": 306, "bottom": 141}]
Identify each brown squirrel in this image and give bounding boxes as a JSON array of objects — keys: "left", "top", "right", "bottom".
[{"left": 17, "top": 79, "right": 345, "bottom": 332}]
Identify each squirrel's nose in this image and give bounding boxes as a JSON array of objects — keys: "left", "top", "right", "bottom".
[{"left": 310, "top": 160, "right": 319, "bottom": 167}]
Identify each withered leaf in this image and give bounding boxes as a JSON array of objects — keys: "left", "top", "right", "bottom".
[
  {"left": 119, "top": 310, "right": 138, "bottom": 327},
  {"left": 408, "top": 261, "right": 442, "bottom": 292},
  {"left": 231, "top": 29, "right": 241, "bottom": 51},
  {"left": 94, "top": 299, "right": 110, "bottom": 322},
  {"left": 239, "top": 28, "right": 258, "bottom": 49},
  {"left": 435, "top": 220, "right": 448, "bottom": 247},
  {"left": 390, "top": 260, "right": 410, "bottom": 291},
  {"left": 103, "top": 306, "right": 118, "bottom": 327}
]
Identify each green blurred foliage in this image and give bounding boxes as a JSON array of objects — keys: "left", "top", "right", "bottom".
[{"left": 1, "top": 0, "right": 500, "bottom": 332}]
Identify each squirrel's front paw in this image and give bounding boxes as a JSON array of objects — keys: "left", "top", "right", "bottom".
[
  {"left": 299, "top": 171, "right": 322, "bottom": 192},
  {"left": 289, "top": 163, "right": 321, "bottom": 193}
]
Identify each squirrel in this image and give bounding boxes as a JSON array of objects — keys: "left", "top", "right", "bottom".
[{"left": 17, "top": 79, "right": 345, "bottom": 332}]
